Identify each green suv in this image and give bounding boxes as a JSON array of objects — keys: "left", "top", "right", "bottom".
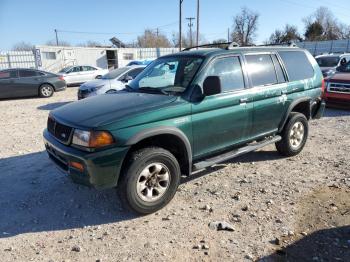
[{"left": 43, "top": 44, "right": 325, "bottom": 214}]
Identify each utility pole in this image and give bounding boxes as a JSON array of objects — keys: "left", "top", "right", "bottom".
[
  {"left": 156, "top": 28, "right": 159, "bottom": 48},
  {"left": 227, "top": 28, "right": 230, "bottom": 43},
  {"left": 179, "top": 0, "right": 184, "bottom": 51},
  {"left": 54, "top": 29, "right": 59, "bottom": 46},
  {"left": 196, "top": 0, "right": 200, "bottom": 47},
  {"left": 186, "top": 17, "right": 195, "bottom": 47}
]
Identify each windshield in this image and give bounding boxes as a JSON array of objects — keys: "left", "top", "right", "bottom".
[
  {"left": 101, "top": 67, "right": 129, "bottom": 79},
  {"left": 58, "top": 67, "right": 72, "bottom": 73},
  {"left": 316, "top": 56, "right": 340, "bottom": 67},
  {"left": 128, "top": 56, "right": 203, "bottom": 94},
  {"left": 337, "top": 62, "right": 350, "bottom": 73}
]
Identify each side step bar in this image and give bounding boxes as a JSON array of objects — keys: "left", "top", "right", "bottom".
[{"left": 192, "top": 135, "right": 282, "bottom": 172}]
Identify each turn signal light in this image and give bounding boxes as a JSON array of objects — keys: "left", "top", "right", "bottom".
[
  {"left": 70, "top": 161, "right": 84, "bottom": 172},
  {"left": 89, "top": 131, "right": 115, "bottom": 148}
]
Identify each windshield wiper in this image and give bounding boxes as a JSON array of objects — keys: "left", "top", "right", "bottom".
[{"left": 138, "top": 86, "right": 168, "bottom": 95}]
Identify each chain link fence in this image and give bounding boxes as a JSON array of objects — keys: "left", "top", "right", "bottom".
[{"left": 297, "top": 39, "right": 350, "bottom": 56}]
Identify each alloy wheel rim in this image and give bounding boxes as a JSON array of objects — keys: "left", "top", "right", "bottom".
[
  {"left": 289, "top": 121, "right": 304, "bottom": 149},
  {"left": 42, "top": 86, "right": 52, "bottom": 96},
  {"left": 136, "top": 163, "right": 171, "bottom": 202}
]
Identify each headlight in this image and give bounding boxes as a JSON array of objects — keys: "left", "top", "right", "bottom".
[{"left": 72, "top": 129, "right": 115, "bottom": 148}]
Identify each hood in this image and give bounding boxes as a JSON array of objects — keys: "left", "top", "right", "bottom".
[
  {"left": 51, "top": 92, "right": 177, "bottom": 128},
  {"left": 80, "top": 79, "right": 110, "bottom": 90},
  {"left": 321, "top": 67, "right": 335, "bottom": 72},
  {"left": 328, "top": 72, "right": 350, "bottom": 83}
]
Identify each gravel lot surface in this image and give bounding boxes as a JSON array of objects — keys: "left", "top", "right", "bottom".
[{"left": 0, "top": 87, "right": 349, "bottom": 262}]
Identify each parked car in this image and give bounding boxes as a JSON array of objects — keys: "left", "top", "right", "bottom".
[
  {"left": 323, "top": 61, "right": 350, "bottom": 107},
  {"left": 126, "top": 59, "right": 155, "bottom": 66},
  {"left": 315, "top": 53, "right": 350, "bottom": 77},
  {"left": 43, "top": 44, "right": 324, "bottom": 214},
  {"left": 58, "top": 65, "right": 109, "bottom": 86},
  {"left": 78, "top": 65, "right": 145, "bottom": 99},
  {"left": 0, "top": 68, "right": 66, "bottom": 99}
]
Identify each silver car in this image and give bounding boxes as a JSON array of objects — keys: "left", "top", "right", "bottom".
[{"left": 77, "top": 65, "right": 145, "bottom": 99}]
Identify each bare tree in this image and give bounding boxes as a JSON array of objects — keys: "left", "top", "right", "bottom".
[
  {"left": 231, "top": 7, "right": 259, "bottom": 46},
  {"left": 76, "top": 41, "right": 103, "bottom": 47},
  {"left": 46, "top": 40, "right": 71, "bottom": 47},
  {"left": 137, "top": 29, "right": 171, "bottom": 48},
  {"left": 303, "top": 7, "right": 347, "bottom": 40},
  {"left": 12, "top": 41, "right": 34, "bottom": 51},
  {"left": 171, "top": 31, "right": 206, "bottom": 48},
  {"left": 269, "top": 25, "right": 301, "bottom": 45}
]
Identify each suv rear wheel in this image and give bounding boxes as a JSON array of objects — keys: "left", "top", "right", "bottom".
[
  {"left": 275, "top": 112, "right": 308, "bottom": 156},
  {"left": 118, "top": 147, "right": 181, "bottom": 214}
]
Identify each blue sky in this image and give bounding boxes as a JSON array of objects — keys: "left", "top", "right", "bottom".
[{"left": 0, "top": 0, "right": 349, "bottom": 49}]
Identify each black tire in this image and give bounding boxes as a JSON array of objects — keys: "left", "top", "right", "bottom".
[
  {"left": 118, "top": 147, "right": 181, "bottom": 214},
  {"left": 39, "top": 84, "right": 54, "bottom": 98},
  {"left": 275, "top": 112, "right": 308, "bottom": 157}
]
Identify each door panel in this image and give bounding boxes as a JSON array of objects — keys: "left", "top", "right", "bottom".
[
  {"left": 192, "top": 92, "right": 253, "bottom": 158},
  {"left": 251, "top": 84, "right": 288, "bottom": 137}
]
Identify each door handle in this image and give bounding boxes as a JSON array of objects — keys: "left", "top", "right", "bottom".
[
  {"left": 280, "top": 90, "right": 287, "bottom": 95},
  {"left": 240, "top": 98, "right": 248, "bottom": 104}
]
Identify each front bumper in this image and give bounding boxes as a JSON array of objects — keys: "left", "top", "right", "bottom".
[
  {"left": 322, "top": 92, "right": 350, "bottom": 107},
  {"left": 43, "top": 129, "right": 129, "bottom": 189}
]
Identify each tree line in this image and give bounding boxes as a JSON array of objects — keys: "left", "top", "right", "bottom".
[{"left": 11, "top": 6, "right": 350, "bottom": 51}]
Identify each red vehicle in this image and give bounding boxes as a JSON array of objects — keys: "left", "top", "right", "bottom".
[{"left": 323, "top": 62, "right": 350, "bottom": 107}]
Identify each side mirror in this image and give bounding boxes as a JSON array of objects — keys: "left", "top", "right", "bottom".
[{"left": 203, "top": 76, "right": 221, "bottom": 96}]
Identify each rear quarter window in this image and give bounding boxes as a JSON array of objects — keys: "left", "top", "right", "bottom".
[{"left": 278, "top": 51, "right": 314, "bottom": 81}]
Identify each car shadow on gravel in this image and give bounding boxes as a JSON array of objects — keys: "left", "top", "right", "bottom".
[
  {"left": 0, "top": 151, "right": 137, "bottom": 239},
  {"left": 37, "top": 101, "right": 73, "bottom": 110},
  {"left": 181, "top": 150, "right": 282, "bottom": 184},
  {"left": 259, "top": 225, "right": 350, "bottom": 261}
]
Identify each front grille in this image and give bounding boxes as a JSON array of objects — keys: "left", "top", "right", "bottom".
[
  {"left": 47, "top": 117, "right": 73, "bottom": 144},
  {"left": 328, "top": 82, "right": 350, "bottom": 94}
]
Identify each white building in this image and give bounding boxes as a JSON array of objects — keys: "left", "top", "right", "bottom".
[{"left": 35, "top": 45, "right": 179, "bottom": 73}]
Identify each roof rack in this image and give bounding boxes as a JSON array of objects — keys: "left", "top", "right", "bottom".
[
  {"left": 182, "top": 42, "right": 235, "bottom": 51},
  {"left": 181, "top": 41, "right": 298, "bottom": 52}
]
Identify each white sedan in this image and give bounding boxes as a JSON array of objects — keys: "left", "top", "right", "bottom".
[
  {"left": 58, "top": 65, "right": 109, "bottom": 85},
  {"left": 77, "top": 65, "right": 145, "bottom": 99}
]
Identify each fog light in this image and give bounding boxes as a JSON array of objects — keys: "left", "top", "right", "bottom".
[{"left": 70, "top": 161, "right": 84, "bottom": 172}]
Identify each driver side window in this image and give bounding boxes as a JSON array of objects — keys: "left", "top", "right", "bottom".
[{"left": 206, "top": 56, "right": 245, "bottom": 92}]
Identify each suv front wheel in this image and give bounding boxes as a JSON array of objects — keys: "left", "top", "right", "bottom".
[
  {"left": 275, "top": 112, "right": 309, "bottom": 157},
  {"left": 118, "top": 147, "right": 181, "bottom": 214}
]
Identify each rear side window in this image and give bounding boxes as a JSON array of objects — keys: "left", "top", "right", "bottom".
[
  {"left": 0, "top": 70, "right": 17, "bottom": 79},
  {"left": 19, "top": 70, "right": 37, "bottom": 77},
  {"left": 245, "top": 54, "right": 277, "bottom": 87},
  {"left": 278, "top": 51, "right": 314, "bottom": 81},
  {"left": 207, "top": 56, "right": 245, "bottom": 92}
]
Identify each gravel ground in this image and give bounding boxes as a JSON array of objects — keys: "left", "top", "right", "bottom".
[{"left": 0, "top": 87, "right": 349, "bottom": 262}]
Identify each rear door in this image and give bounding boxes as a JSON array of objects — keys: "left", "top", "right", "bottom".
[
  {"left": 192, "top": 55, "right": 253, "bottom": 158},
  {"left": 245, "top": 53, "right": 288, "bottom": 138},
  {"left": 81, "top": 66, "right": 98, "bottom": 82},
  {"left": 0, "top": 69, "right": 19, "bottom": 98}
]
